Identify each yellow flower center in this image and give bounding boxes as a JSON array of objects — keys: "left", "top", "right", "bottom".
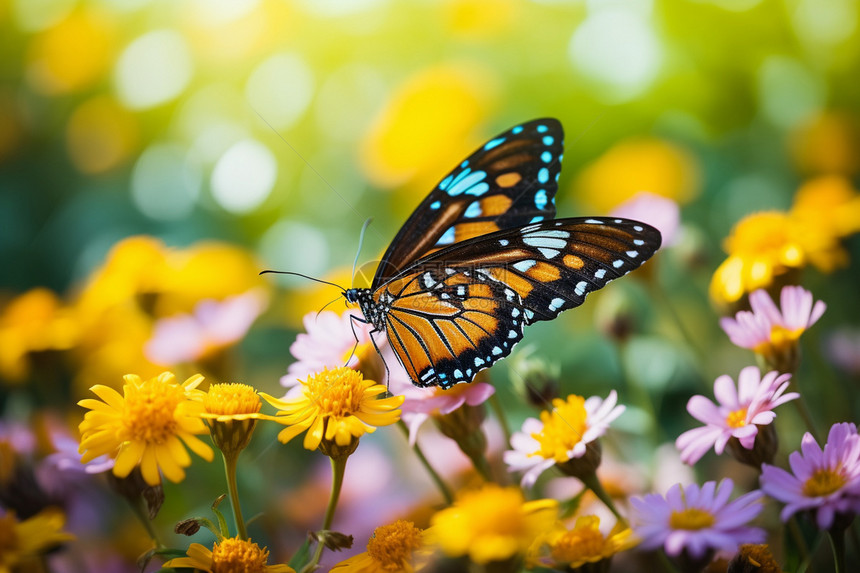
[
  {"left": 549, "top": 518, "right": 607, "bottom": 563},
  {"left": 802, "top": 467, "right": 847, "bottom": 497},
  {"left": 366, "top": 520, "right": 423, "bottom": 570},
  {"left": 0, "top": 513, "right": 19, "bottom": 553},
  {"left": 210, "top": 537, "right": 270, "bottom": 573},
  {"left": 304, "top": 367, "right": 367, "bottom": 418},
  {"left": 532, "top": 396, "right": 588, "bottom": 462},
  {"left": 204, "top": 383, "right": 262, "bottom": 416},
  {"left": 669, "top": 508, "right": 715, "bottom": 530},
  {"left": 726, "top": 407, "right": 748, "bottom": 428},
  {"left": 122, "top": 376, "right": 186, "bottom": 444}
]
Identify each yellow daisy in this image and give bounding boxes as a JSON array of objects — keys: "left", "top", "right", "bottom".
[
  {"left": 261, "top": 367, "right": 404, "bottom": 456},
  {"left": 164, "top": 537, "right": 294, "bottom": 573},
  {"left": 429, "top": 484, "right": 558, "bottom": 565},
  {"left": 528, "top": 515, "right": 637, "bottom": 570},
  {"left": 332, "top": 520, "right": 430, "bottom": 573},
  {"left": 78, "top": 371, "right": 214, "bottom": 486},
  {"left": 709, "top": 211, "right": 806, "bottom": 305},
  {"left": 0, "top": 508, "right": 75, "bottom": 573},
  {"left": 199, "top": 382, "right": 268, "bottom": 455}
]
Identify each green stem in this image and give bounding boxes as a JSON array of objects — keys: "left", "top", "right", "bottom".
[
  {"left": 489, "top": 394, "right": 513, "bottom": 447},
  {"left": 129, "top": 496, "right": 163, "bottom": 549},
  {"left": 615, "top": 340, "right": 660, "bottom": 445},
  {"left": 791, "top": 389, "right": 819, "bottom": 442},
  {"left": 829, "top": 526, "right": 846, "bottom": 573},
  {"left": 301, "top": 455, "right": 348, "bottom": 573},
  {"left": 397, "top": 421, "right": 454, "bottom": 504},
  {"left": 788, "top": 515, "right": 811, "bottom": 568},
  {"left": 580, "top": 471, "right": 625, "bottom": 525},
  {"left": 222, "top": 451, "right": 248, "bottom": 540},
  {"left": 465, "top": 449, "right": 493, "bottom": 482}
]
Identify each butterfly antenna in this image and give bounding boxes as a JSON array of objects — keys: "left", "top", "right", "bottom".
[
  {"left": 259, "top": 270, "right": 347, "bottom": 291},
  {"left": 352, "top": 218, "right": 373, "bottom": 286},
  {"left": 316, "top": 294, "right": 343, "bottom": 320}
]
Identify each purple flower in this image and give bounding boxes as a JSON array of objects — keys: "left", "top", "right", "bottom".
[
  {"left": 761, "top": 422, "right": 860, "bottom": 530},
  {"left": 145, "top": 289, "right": 267, "bottom": 365},
  {"left": 675, "top": 366, "right": 798, "bottom": 465},
  {"left": 720, "top": 286, "right": 826, "bottom": 351},
  {"left": 630, "top": 479, "right": 765, "bottom": 559}
]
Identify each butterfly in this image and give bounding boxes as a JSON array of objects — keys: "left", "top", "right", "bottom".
[{"left": 344, "top": 118, "right": 661, "bottom": 389}]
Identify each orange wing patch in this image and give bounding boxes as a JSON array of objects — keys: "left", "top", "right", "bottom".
[
  {"left": 495, "top": 172, "right": 522, "bottom": 188},
  {"left": 563, "top": 254, "right": 585, "bottom": 269},
  {"left": 525, "top": 261, "right": 561, "bottom": 282}
]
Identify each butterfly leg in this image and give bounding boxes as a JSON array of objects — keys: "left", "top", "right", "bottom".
[{"left": 343, "top": 313, "right": 368, "bottom": 368}]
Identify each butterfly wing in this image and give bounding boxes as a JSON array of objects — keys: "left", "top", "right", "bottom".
[
  {"left": 375, "top": 217, "right": 661, "bottom": 388},
  {"left": 371, "top": 118, "right": 564, "bottom": 289}
]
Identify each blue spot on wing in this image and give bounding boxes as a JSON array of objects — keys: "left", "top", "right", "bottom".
[
  {"left": 484, "top": 137, "right": 505, "bottom": 150},
  {"left": 464, "top": 201, "right": 482, "bottom": 218},
  {"left": 537, "top": 124, "right": 548, "bottom": 133},
  {"left": 436, "top": 226, "right": 456, "bottom": 245},
  {"left": 512, "top": 126, "right": 524, "bottom": 134},
  {"left": 538, "top": 168, "right": 549, "bottom": 184},
  {"left": 535, "top": 189, "right": 547, "bottom": 209},
  {"left": 541, "top": 151, "right": 552, "bottom": 163},
  {"left": 530, "top": 216, "right": 544, "bottom": 223},
  {"left": 542, "top": 135, "right": 554, "bottom": 145},
  {"left": 430, "top": 200, "right": 441, "bottom": 210},
  {"left": 447, "top": 170, "right": 487, "bottom": 196}
]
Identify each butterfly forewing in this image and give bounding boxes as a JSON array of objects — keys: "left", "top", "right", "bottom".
[
  {"left": 374, "top": 217, "right": 662, "bottom": 387},
  {"left": 371, "top": 118, "right": 564, "bottom": 289}
]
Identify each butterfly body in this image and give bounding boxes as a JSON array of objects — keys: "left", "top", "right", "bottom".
[{"left": 348, "top": 119, "right": 662, "bottom": 389}]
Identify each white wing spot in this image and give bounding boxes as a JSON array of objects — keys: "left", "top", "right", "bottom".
[
  {"left": 422, "top": 272, "right": 435, "bottom": 288},
  {"left": 523, "top": 236, "right": 566, "bottom": 249},
  {"left": 613, "top": 259, "right": 624, "bottom": 268},
  {"left": 538, "top": 247, "right": 560, "bottom": 259},
  {"left": 634, "top": 239, "right": 645, "bottom": 246},
  {"left": 575, "top": 281, "right": 588, "bottom": 296},
  {"left": 508, "top": 330, "right": 518, "bottom": 339},
  {"left": 626, "top": 250, "right": 639, "bottom": 258},
  {"left": 585, "top": 219, "right": 604, "bottom": 224},
  {"left": 595, "top": 268, "right": 606, "bottom": 279},
  {"left": 474, "top": 357, "right": 485, "bottom": 367},
  {"left": 492, "top": 346, "right": 503, "bottom": 356},
  {"left": 549, "top": 297, "right": 565, "bottom": 311},
  {"left": 499, "top": 239, "right": 509, "bottom": 247},
  {"left": 634, "top": 225, "right": 643, "bottom": 231}
]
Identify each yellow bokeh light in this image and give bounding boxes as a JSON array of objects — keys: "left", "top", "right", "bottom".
[
  {"left": 66, "top": 96, "right": 138, "bottom": 174},
  {"left": 359, "top": 63, "right": 496, "bottom": 190},
  {"left": 25, "top": 8, "right": 115, "bottom": 95},
  {"left": 572, "top": 137, "right": 700, "bottom": 213}
]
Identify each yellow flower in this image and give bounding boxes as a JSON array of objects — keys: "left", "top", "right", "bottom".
[
  {"left": 709, "top": 211, "right": 806, "bottom": 305},
  {"left": 78, "top": 371, "right": 214, "bottom": 486},
  {"left": 572, "top": 137, "right": 700, "bottom": 213},
  {"left": 0, "top": 509, "right": 75, "bottom": 572},
  {"left": 164, "top": 538, "right": 294, "bottom": 573},
  {"left": 790, "top": 175, "right": 860, "bottom": 272},
  {"left": 262, "top": 367, "right": 404, "bottom": 456},
  {"left": 66, "top": 95, "right": 138, "bottom": 174},
  {"left": 200, "top": 382, "right": 266, "bottom": 455},
  {"left": 429, "top": 484, "right": 558, "bottom": 565},
  {"left": 332, "top": 520, "right": 430, "bottom": 573},
  {"left": 789, "top": 110, "right": 859, "bottom": 175},
  {"left": 0, "top": 288, "right": 78, "bottom": 383},
  {"left": 528, "top": 515, "right": 637, "bottom": 570}
]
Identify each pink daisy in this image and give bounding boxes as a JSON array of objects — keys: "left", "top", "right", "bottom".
[
  {"left": 761, "top": 422, "right": 860, "bottom": 530},
  {"left": 675, "top": 366, "right": 799, "bottom": 465},
  {"left": 719, "top": 285, "right": 826, "bottom": 351},
  {"left": 503, "top": 391, "right": 625, "bottom": 487},
  {"left": 609, "top": 191, "right": 680, "bottom": 247},
  {"left": 145, "top": 289, "right": 267, "bottom": 365},
  {"left": 630, "top": 479, "right": 765, "bottom": 559}
]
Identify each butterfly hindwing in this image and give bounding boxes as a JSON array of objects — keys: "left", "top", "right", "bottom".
[
  {"left": 371, "top": 118, "right": 564, "bottom": 289},
  {"left": 374, "top": 217, "right": 661, "bottom": 387},
  {"left": 380, "top": 268, "right": 526, "bottom": 388}
]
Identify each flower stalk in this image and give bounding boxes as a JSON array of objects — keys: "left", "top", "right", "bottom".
[
  {"left": 301, "top": 454, "right": 348, "bottom": 573},
  {"left": 221, "top": 450, "right": 247, "bottom": 540}
]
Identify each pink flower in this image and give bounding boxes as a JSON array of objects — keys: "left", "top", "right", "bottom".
[
  {"left": 609, "top": 191, "right": 680, "bottom": 246},
  {"left": 145, "top": 289, "right": 267, "bottom": 365},
  {"left": 392, "top": 377, "right": 495, "bottom": 446},
  {"left": 675, "top": 366, "right": 799, "bottom": 465},
  {"left": 630, "top": 479, "right": 765, "bottom": 559},
  {"left": 761, "top": 422, "right": 860, "bottom": 530},
  {"left": 504, "top": 391, "right": 625, "bottom": 487},
  {"left": 283, "top": 310, "right": 410, "bottom": 389},
  {"left": 826, "top": 328, "right": 860, "bottom": 375},
  {"left": 719, "top": 285, "right": 826, "bottom": 350}
]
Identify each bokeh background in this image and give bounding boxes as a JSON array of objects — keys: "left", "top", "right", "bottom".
[{"left": 1, "top": 0, "right": 859, "bottom": 570}]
